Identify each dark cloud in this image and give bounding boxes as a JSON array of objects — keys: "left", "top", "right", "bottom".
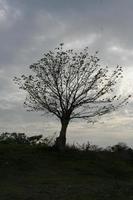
[{"left": 0, "top": 0, "right": 133, "bottom": 145}]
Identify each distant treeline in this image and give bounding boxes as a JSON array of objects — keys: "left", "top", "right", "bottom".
[{"left": 0, "top": 132, "right": 132, "bottom": 153}]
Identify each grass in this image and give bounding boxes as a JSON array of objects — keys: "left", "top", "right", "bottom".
[{"left": 0, "top": 144, "right": 133, "bottom": 199}]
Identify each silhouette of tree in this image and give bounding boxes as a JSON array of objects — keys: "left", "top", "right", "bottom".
[{"left": 14, "top": 44, "right": 130, "bottom": 150}]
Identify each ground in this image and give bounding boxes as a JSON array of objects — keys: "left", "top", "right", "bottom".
[{"left": 0, "top": 144, "right": 133, "bottom": 200}]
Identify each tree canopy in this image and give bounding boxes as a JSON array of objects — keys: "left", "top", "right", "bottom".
[{"left": 14, "top": 44, "right": 130, "bottom": 150}]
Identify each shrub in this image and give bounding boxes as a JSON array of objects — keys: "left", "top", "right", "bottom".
[
  {"left": 0, "top": 132, "right": 56, "bottom": 146},
  {"left": 110, "top": 142, "right": 131, "bottom": 152}
]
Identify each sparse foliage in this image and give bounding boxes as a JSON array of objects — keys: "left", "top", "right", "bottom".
[{"left": 14, "top": 44, "right": 130, "bottom": 150}]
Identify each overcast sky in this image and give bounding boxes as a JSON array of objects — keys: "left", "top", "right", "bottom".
[{"left": 0, "top": 0, "right": 133, "bottom": 147}]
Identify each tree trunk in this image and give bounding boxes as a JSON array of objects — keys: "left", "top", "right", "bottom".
[{"left": 55, "top": 119, "right": 69, "bottom": 151}]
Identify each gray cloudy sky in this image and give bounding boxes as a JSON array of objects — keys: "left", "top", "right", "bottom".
[{"left": 0, "top": 0, "right": 133, "bottom": 147}]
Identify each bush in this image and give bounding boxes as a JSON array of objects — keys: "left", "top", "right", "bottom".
[
  {"left": 0, "top": 132, "right": 56, "bottom": 146},
  {"left": 109, "top": 142, "right": 132, "bottom": 152},
  {"left": 0, "top": 132, "right": 30, "bottom": 144}
]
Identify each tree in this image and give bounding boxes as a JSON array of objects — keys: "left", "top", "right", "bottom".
[{"left": 14, "top": 44, "right": 130, "bottom": 150}]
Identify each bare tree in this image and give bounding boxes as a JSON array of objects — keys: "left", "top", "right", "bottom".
[{"left": 14, "top": 44, "right": 130, "bottom": 150}]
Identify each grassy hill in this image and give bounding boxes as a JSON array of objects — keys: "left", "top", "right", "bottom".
[{"left": 0, "top": 144, "right": 133, "bottom": 200}]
